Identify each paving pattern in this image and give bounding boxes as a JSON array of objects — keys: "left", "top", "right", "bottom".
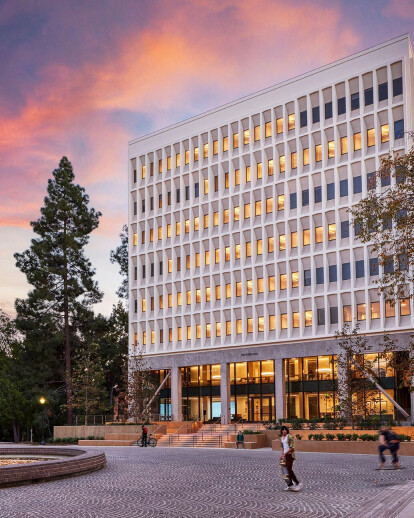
[{"left": 0, "top": 446, "right": 413, "bottom": 518}]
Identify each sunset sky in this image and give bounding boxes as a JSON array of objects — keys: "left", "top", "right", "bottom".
[{"left": 1, "top": 0, "right": 413, "bottom": 317}]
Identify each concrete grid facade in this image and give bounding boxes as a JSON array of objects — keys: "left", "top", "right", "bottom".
[{"left": 128, "top": 35, "right": 414, "bottom": 423}]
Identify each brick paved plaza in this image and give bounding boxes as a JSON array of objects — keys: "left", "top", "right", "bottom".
[{"left": 0, "top": 447, "right": 413, "bottom": 517}]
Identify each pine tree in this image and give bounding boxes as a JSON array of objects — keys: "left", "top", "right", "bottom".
[
  {"left": 110, "top": 224, "right": 128, "bottom": 300},
  {"left": 14, "top": 157, "right": 102, "bottom": 424}
]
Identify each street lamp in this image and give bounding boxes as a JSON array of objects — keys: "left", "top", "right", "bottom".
[{"left": 39, "top": 397, "right": 46, "bottom": 445}]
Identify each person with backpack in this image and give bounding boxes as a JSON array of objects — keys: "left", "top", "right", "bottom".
[
  {"left": 236, "top": 430, "right": 245, "bottom": 449},
  {"left": 141, "top": 425, "right": 148, "bottom": 447},
  {"left": 378, "top": 428, "right": 400, "bottom": 468},
  {"left": 280, "top": 425, "right": 303, "bottom": 491}
]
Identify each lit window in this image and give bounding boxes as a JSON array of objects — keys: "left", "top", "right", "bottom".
[
  {"left": 185, "top": 219, "right": 190, "bottom": 233},
  {"left": 279, "top": 234, "right": 286, "bottom": 250},
  {"left": 357, "top": 303, "right": 366, "bottom": 321},
  {"left": 343, "top": 305, "right": 352, "bottom": 322},
  {"left": 214, "top": 176, "right": 219, "bottom": 192},
  {"left": 381, "top": 124, "right": 389, "bottom": 143},
  {"left": 277, "top": 195, "right": 284, "bottom": 211},
  {"left": 205, "top": 251, "right": 210, "bottom": 265},
  {"left": 303, "top": 148, "right": 309, "bottom": 166},
  {"left": 233, "top": 133, "right": 239, "bottom": 149},
  {"left": 194, "top": 147, "right": 199, "bottom": 161},
  {"left": 257, "top": 162, "right": 262, "bottom": 179},
  {"left": 367, "top": 128, "right": 375, "bottom": 147},
  {"left": 266, "top": 197, "right": 273, "bottom": 213},
  {"left": 371, "top": 302, "right": 380, "bottom": 319},
  {"left": 254, "top": 125, "right": 260, "bottom": 141},
  {"left": 185, "top": 150, "right": 189, "bottom": 164},
  {"left": 186, "top": 290, "right": 191, "bottom": 305},
  {"left": 223, "top": 209, "right": 229, "bottom": 224},
  {"left": 196, "top": 324, "right": 201, "bottom": 339},
  {"left": 194, "top": 217, "right": 199, "bottom": 231},
  {"left": 133, "top": 233, "right": 137, "bottom": 246},
  {"left": 206, "top": 324, "right": 211, "bottom": 338},
  {"left": 246, "top": 241, "right": 251, "bottom": 257},
  {"left": 236, "top": 281, "right": 242, "bottom": 296},
  {"left": 177, "top": 292, "right": 182, "bottom": 306},
  {"left": 280, "top": 274, "right": 287, "bottom": 290},
  {"left": 203, "top": 143, "right": 208, "bottom": 158},
  {"left": 281, "top": 314, "right": 288, "bottom": 329},
  {"left": 167, "top": 224, "right": 171, "bottom": 237},
  {"left": 158, "top": 227, "right": 162, "bottom": 240},
  {"left": 288, "top": 114, "right": 295, "bottom": 131},
  {"left": 213, "top": 140, "right": 218, "bottom": 155},
  {"left": 244, "top": 129, "right": 250, "bottom": 145},
  {"left": 255, "top": 200, "right": 261, "bottom": 216},
  {"left": 176, "top": 153, "right": 180, "bottom": 167},
  {"left": 265, "top": 121, "right": 272, "bottom": 138},
  {"left": 305, "top": 310, "right": 312, "bottom": 327},
  {"left": 142, "top": 332, "right": 146, "bottom": 345},
  {"left": 142, "top": 165, "right": 146, "bottom": 178},
  {"left": 150, "top": 229, "right": 153, "bottom": 242},
  {"left": 315, "top": 144, "right": 322, "bottom": 162},
  {"left": 258, "top": 317, "right": 264, "bottom": 332},
  {"left": 225, "top": 246, "right": 230, "bottom": 261},
  {"left": 257, "top": 239, "right": 263, "bottom": 255},
  {"left": 247, "top": 318, "right": 253, "bottom": 333},
  {"left": 291, "top": 231, "right": 298, "bottom": 248},
  {"left": 246, "top": 166, "right": 251, "bottom": 182},
  {"left": 186, "top": 255, "right": 190, "bottom": 270},
  {"left": 247, "top": 280, "right": 253, "bottom": 295},
  {"left": 169, "top": 329, "right": 172, "bottom": 342},
  {"left": 215, "top": 285, "right": 221, "bottom": 300},
  {"left": 168, "top": 293, "right": 172, "bottom": 307},
  {"left": 400, "top": 298, "right": 410, "bottom": 316},
  {"left": 291, "top": 271, "right": 299, "bottom": 288},
  {"left": 328, "top": 223, "right": 336, "bottom": 241},
  {"left": 276, "top": 117, "right": 283, "bottom": 134},
  {"left": 341, "top": 136, "right": 348, "bottom": 154},
  {"left": 235, "top": 244, "right": 241, "bottom": 259},
  {"left": 167, "top": 156, "right": 171, "bottom": 170},
  {"left": 142, "top": 298, "right": 146, "bottom": 312},
  {"left": 292, "top": 312, "right": 300, "bottom": 328},
  {"left": 195, "top": 253, "right": 200, "bottom": 267},
  {"left": 236, "top": 319, "right": 242, "bottom": 334},
  {"left": 291, "top": 152, "right": 297, "bottom": 169},
  {"left": 151, "top": 330, "right": 155, "bottom": 344},
  {"left": 354, "top": 132, "right": 361, "bottom": 151},
  {"left": 268, "top": 159, "right": 274, "bottom": 176},
  {"left": 244, "top": 203, "right": 251, "bottom": 218},
  {"left": 257, "top": 278, "right": 264, "bottom": 293},
  {"left": 223, "top": 136, "right": 229, "bottom": 152},
  {"left": 213, "top": 212, "right": 219, "bottom": 226},
  {"left": 279, "top": 155, "right": 286, "bottom": 173},
  {"left": 215, "top": 248, "right": 220, "bottom": 264},
  {"left": 176, "top": 222, "right": 180, "bottom": 235},
  {"left": 158, "top": 159, "right": 162, "bottom": 173},
  {"left": 226, "top": 283, "right": 231, "bottom": 298},
  {"left": 268, "top": 236, "right": 274, "bottom": 252},
  {"left": 328, "top": 140, "right": 335, "bottom": 159},
  {"left": 303, "top": 229, "right": 310, "bottom": 245},
  {"left": 206, "top": 287, "right": 211, "bottom": 301},
  {"left": 204, "top": 179, "right": 209, "bottom": 194},
  {"left": 226, "top": 321, "right": 231, "bottom": 336},
  {"left": 315, "top": 226, "right": 323, "bottom": 243},
  {"left": 216, "top": 322, "right": 221, "bottom": 337},
  {"left": 235, "top": 169, "right": 240, "bottom": 185},
  {"left": 269, "top": 315, "right": 276, "bottom": 330},
  {"left": 196, "top": 289, "right": 201, "bottom": 303},
  {"left": 269, "top": 276, "right": 275, "bottom": 291},
  {"left": 159, "top": 295, "right": 163, "bottom": 309}
]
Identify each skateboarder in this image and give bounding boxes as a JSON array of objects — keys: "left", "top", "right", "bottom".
[
  {"left": 280, "top": 425, "right": 303, "bottom": 491},
  {"left": 378, "top": 428, "right": 400, "bottom": 468}
]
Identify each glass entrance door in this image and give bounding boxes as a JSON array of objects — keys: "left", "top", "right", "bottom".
[{"left": 249, "top": 397, "right": 272, "bottom": 422}]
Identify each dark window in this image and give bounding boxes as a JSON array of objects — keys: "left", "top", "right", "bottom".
[
  {"left": 134, "top": 266, "right": 137, "bottom": 281},
  {"left": 300, "top": 110, "right": 307, "bottom": 127},
  {"left": 398, "top": 253, "right": 408, "bottom": 271},
  {"left": 342, "top": 262, "right": 351, "bottom": 281},
  {"left": 394, "top": 119, "right": 404, "bottom": 139},
  {"left": 317, "top": 308, "right": 325, "bottom": 325},
  {"left": 150, "top": 197, "right": 154, "bottom": 211},
  {"left": 290, "top": 192, "right": 297, "bottom": 210},
  {"left": 364, "top": 87, "right": 373, "bottom": 106},
  {"left": 176, "top": 188, "right": 180, "bottom": 202},
  {"left": 312, "top": 106, "right": 320, "bottom": 124},
  {"left": 351, "top": 92, "right": 360, "bottom": 110},
  {"left": 314, "top": 186, "right": 322, "bottom": 203},
  {"left": 133, "top": 201, "right": 137, "bottom": 215},
  {"left": 195, "top": 182, "right": 199, "bottom": 198},
  {"left": 393, "top": 77, "right": 403, "bottom": 97},
  {"left": 316, "top": 267, "right": 324, "bottom": 284},
  {"left": 325, "top": 101, "right": 333, "bottom": 120},
  {"left": 185, "top": 185, "right": 190, "bottom": 200},
  {"left": 142, "top": 200, "right": 145, "bottom": 213},
  {"left": 304, "top": 269, "right": 311, "bottom": 286},
  {"left": 397, "top": 209, "right": 407, "bottom": 224},
  {"left": 337, "top": 96, "right": 346, "bottom": 115},
  {"left": 354, "top": 222, "right": 361, "bottom": 236},
  {"left": 340, "top": 179, "right": 348, "bottom": 197},
  {"left": 134, "top": 300, "right": 137, "bottom": 313},
  {"left": 302, "top": 189, "right": 309, "bottom": 206},
  {"left": 327, "top": 183, "right": 335, "bottom": 200},
  {"left": 396, "top": 166, "right": 404, "bottom": 184},
  {"left": 369, "top": 258, "right": 379, "bottom": 276},
  {"left": 159, "top": 194, "right": 162, "bottom": 208},
  {"left": 355, "top": 260, "right": 365, "bottom": 278},
  {"left": 384, "top": 257, "right": 394, "bottom": 274},
  {"left": 381, "top": 172, "right": 391, "bottom": 187},
  {"left": 341, "top": 220, "right": 350, "bottom": 238},
  {"left": 214, "top": 176, "right": 219, "bottom": 191},
  {"left": 383, "top": 218, "right": 392, "bottom": 230},
  {"left": 367, "top": 172, "right": 375, "bottom": 190},
  {"left": 150, "top": 162, "right": 154, "bottom": 176},
  {"left": 159, "top": 261, "right": 163, "bottom": 275},
  {"left": 329, "top": 265, "right": 337, "bottom": 282},
  {"left": 142, "top": 265, "right": 146, "bottom": 279},
  {"left": 330, "top": 306, "right": 338, "bottom": 324},
  {"left": 133, "top": 169, "right": 137, "bottom": 183},
  {"left": 378, "top": 82, "right": 388, "bottom": 101},
  {"left": 151, "top": 263, "right": 154, "bottom": 277},
  {"left": 353, "top": 176, "right": 362, "bottom": 194},
  {"left": 167, "top": 191, "right": 171, "bottom": 205}
]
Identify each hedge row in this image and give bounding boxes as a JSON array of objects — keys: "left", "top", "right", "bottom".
[{"left": 294, "top": 433, "right": 411, "bottom": 442}]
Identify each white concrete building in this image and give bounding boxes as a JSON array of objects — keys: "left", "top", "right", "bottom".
[{"left": 128, "top": 35, "right": 414, "bottom": 423}]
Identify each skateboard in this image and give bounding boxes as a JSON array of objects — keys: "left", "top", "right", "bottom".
[
  {"left": 280, "top": 458, "right": 290, "bottom": 481},
  {"left": 374, "top": 466, "right": 405, "bottom": 470}
]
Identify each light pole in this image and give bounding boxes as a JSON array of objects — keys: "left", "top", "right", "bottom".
[{"left": 39, "top": 397, "right": 46, "bottom": 445}]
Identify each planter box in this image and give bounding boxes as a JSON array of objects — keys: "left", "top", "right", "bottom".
[
  {"left": 271, "top": 439, "right": 414, "bottom": 455},
  {"left": 227, "top": 434, "right": 266, "bottom": 448}
]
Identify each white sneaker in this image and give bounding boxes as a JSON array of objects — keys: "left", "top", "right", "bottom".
[
  {"left": 284, "top": 485, "right": 292, "bottom": 491},
  {"left": 292, "top": 482, "right": 303, "bottom": 492}
]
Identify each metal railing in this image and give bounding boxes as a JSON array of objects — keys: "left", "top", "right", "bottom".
[{"left": 165, "top": 434, "right": 223, "bottom": 448}]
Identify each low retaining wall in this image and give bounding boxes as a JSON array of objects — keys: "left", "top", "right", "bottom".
[
  {"left": 54, "top": 424, "right": 164, "bottom": 439},
  {"left": 0, "top": 447, "right": 106, "bottom": 487},
  {"left": 271, "top": 440, "right": 414, "bottom": 455}
]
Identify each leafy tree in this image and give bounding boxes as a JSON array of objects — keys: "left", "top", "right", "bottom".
[
  {"left": 110, "top": 224, "right": 128, "bottom": 300},
  {"left": 14, "top": 156, "right": 102, "bottom": 424},
  {"left": 350, "top": 139, "right": 414, "bottom": 302}
]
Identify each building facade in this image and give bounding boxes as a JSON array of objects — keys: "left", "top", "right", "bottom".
[{"left": 128, "top": 35, "right": 414, "bottom": 423}]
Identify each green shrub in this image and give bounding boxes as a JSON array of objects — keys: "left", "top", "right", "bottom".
[
  {"left": 308, "top": 419, "right": 319, "bottom": 430},
  {"left": 336, "top": 433, "right": 346, "bottom": 441},
  {"left": 351, "top": 434, "right": 359, "bottom": 441},
  {"left": 87, "top": 435, "right": 95, "bottom": 440},
  {"left": 325, "top": 433, "right": 335, "bottom": 441},
  {"left": 359, "top": 434, "right": 378, "bottom": 441},
  {"left": 295, "top": 434, "right": 302, "bottom": 440},
  {"left": 290, "top": 418, "right": 304, "bottom": 430},
  {"left": 244, "top": 430, "right": 262, "bottom": 435},
  {"left": 312, "top": 433, "right": 325, "bottom": 441},
  {"left": 398, "top": 434, "right": 411, "bottom": 442}
]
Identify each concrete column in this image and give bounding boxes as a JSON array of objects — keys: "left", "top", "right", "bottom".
[
  {"left": 220, "top": 363, "right": 231, "bottom": 424},
  {"left": 275, "top": 359, "right": 285, "bottom": 421},
  {"left": 171, "top": 366, "right": 182, "bottom": 422}
]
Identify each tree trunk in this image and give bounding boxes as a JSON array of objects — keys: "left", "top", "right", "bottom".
[
  {"left": 12, "top": 419, "right": 20, "bottom": 443},
  {"left": 63, "top": 219, "right": 73, "bottom": 425}
]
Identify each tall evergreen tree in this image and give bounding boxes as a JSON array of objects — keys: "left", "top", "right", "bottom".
[
  {"left": 14, "top": 156, "right": 102, "bottom": 424},
  {"left": 110, "top": 224, "right": 128, "bottom": 300}
]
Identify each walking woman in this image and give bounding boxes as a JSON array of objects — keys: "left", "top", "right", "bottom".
[{"left": 280, "top": 425, "right": 303, "bottom": 491}]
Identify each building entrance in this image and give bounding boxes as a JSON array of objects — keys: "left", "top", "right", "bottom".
[{"left": 249, "top": 396, "right": 272, "bottom": 422}]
